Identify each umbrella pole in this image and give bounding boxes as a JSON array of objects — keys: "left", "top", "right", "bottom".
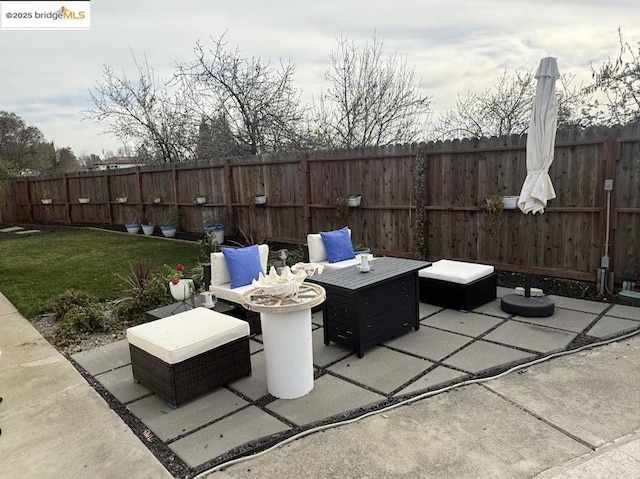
[{"left": 525, "top": 214, "right": 533, "bottom": 298}]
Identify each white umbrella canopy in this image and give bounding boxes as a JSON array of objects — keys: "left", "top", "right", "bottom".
[{"left": 518, "top": 57, "right": 560, "bottom": 215}]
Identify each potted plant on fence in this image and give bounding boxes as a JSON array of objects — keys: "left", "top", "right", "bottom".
[
  {"left": 347, "top": 195, "right": 362, "bottom": 207},
  {"left": 193, "top": 194, "right": 207, "bottom": 205},
  {"left": 252, "top": 194, "right": 267, "bottom": 205}
]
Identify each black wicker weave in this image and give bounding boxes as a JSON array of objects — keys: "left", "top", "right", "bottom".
[
  {"left": 129, "top": 336, "right": 251, "bottom": 407},
  {"left": 419, "top": 272, "right": 497, "bottom": 311}
]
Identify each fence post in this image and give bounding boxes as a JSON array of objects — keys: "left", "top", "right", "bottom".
[
  {"left": 602, "top": 134, "right": 621, "bottom": 287},
  {"left": 301, "top": 153, "right": 311, "bottom": 235}
]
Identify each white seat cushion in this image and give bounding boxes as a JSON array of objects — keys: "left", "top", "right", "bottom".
[
  {"left": 209, "top": 282, "right": 256, "bottom": 306},
  {"left": 126, "top": 307, "right": 249, "bottom": 364},
  {"left": 418, "top": 259, "right": 494, "bottom": 285}
]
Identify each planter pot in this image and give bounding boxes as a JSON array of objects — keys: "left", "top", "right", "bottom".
[
  {"left": 141, "top": 224, "right": 155, "bottom": 235},
  {"left": 348, "top": 196, "right": 362, "bottom": 207},
  {"left": 117, "top": 197, "right": 128, "bottom": 204},
  {"left": 41, "top": 199, "right": 52, "bottom": 205},
  {"left": 125, "top": 223, "right": 141, "bottom": 234},
  {"left": 502, "top": 196, "right": 519, "bottom": 210},
  {"left": 194, "top": 196, "right": 207, "bottom": 205},
  {"left": 161, "top": 225, "right": 177, "bottom": 238},
  {"left": 354, "top": 248, "right": 371, "bottom": 256},
  {"left": 153, "top": 197, "right": 162, "bottom": 204},
  {"left": 253, "top": 195, "right": 267, "bottom": 205},
  {"left": 203, "top": 224, "right": 225, "bottom": 244},
  {"left": 78, "top": 197, "right": 90, "bottom": 204},
  {"left": 169, "top": 279, "right": 194, "bottom": 301}
]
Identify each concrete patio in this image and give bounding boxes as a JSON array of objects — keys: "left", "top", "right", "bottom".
[{"left": 63, "top": 287, "right": 640, "bottom": 476}]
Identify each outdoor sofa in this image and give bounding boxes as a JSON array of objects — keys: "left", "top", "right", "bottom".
[{"left": 208, "top": 244, "right": 270, "bottom": 334}]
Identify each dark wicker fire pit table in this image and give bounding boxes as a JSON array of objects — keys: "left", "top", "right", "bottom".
[{"left": 307, "top": 257, "right": 431, "bottom": 358}]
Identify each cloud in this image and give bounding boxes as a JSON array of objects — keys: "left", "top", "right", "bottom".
[{"left": 0, "top": 0, "right": 638, "bottom": 155}]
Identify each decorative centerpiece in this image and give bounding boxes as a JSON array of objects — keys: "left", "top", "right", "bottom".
[
  {"left": 290, "top": 262, "right": 325, "bottom": 277},
  {"left": 251, "top": 266, "right": 307, "bottom": 299}
]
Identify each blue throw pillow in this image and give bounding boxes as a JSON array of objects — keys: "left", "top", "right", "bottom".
[
  {"left": 320, "top": 227, "right": 355, "bottom": 263},
  {"left": 222, "top": 245, "right": 264, "bottom": 289}
]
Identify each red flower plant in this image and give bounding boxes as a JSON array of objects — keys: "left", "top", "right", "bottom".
[{"left": 170, "top": 264, "right": 185, "bottom": 285}]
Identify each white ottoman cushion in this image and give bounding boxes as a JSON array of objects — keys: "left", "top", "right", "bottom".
[
  {"left": 126, "top": 307, "right": 249, "bottom": 364},
  {"left": 418, "top": 259, "right": 494, "bottom": 285}
]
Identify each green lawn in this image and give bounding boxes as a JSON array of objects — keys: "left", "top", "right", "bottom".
[{"left": 0, "top": 229, "right": 200, "bottom": 319}]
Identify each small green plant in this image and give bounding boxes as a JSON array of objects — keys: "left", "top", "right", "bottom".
[
  {"left": 52, "top": 303, "right": 107, "bottom": 347},
  {"left": 114, "top": 268, "right": 174, "bottom": 327},
  {"left": 48, "top": 290, "right": 97, "bottom": 321},
  {"left": 484, "top": 194, "right": 505, "bottom": 236},
  {"left": 161, "top": 207, "right": 180, "bottom": 227},
  {"left": 285, "top": 245, "right": 305, "bottom": 267},
  {"left": 336, "top": 196, "right": 349, "bottom": 219},
  {"left": 117, "top": 260, "right": 153, "bottom": 295},
  {"left": 198, "top": 232, "right": 220, "bottom": 262}
]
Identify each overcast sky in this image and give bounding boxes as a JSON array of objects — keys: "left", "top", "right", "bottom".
[{"left": 1, "top": 0, "right": 638, "bottom": 157}]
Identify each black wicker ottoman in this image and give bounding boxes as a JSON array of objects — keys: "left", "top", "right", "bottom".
[
  {"left": 126, "top": 307, "right": 251, "bottom": 407},
  {"left": 419, "top": 260, "right": 496, "bottom": 311}
]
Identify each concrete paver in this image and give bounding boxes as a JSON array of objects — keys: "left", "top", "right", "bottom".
[
  {"left": 384, "top": 325, "right": 473, "bottom": 361},
  {"left": 266, "top": 374, "right": 385, "bottom": 426},
  {"left": 72, "top": 339, "right": 131, "bottom": 375},
  {"left": 397, "top": 365, "right": 469, "bottom": 396},
  {"left": 95, "top": 364, "right": 152, "bottom": 403},
  {"left": 169, "top": 406, "right": 290, "bottom": 468},
  {"left": 443, "top": 339, "right": 536, "bottom": 375},
  {"left": 606, "top": 303, "right": 640, "bottom": 320},
  {"left": 421, "top": 309, "right": 504, "bottom": 336},
  {"left": 127, "top": 388, "right": 249, "bottom": 441},
  {"left": 327, "top": 346, "right": 433, "bottom": 394},
  {"left": 548, "top": 295, "right": 612, "bottom": 314},
  {"left": 2, "top": 289, "right": 640, "bottom": 479},
  {"left": 514, "top": 307, "right": 599, "bottom": 333},
  {"left": 587, "top": 316, "right": 640, "bottom": 339},
  {"left": 484, "top": 320, "right": 577, "bottom": 353}
]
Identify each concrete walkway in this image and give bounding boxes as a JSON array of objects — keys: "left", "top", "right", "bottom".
[
  {"left": 0, "top": 293, "right": 171, "bottom": 479},
  {"left": 1, "top": 290, "right": 639, "bottom": 478}
]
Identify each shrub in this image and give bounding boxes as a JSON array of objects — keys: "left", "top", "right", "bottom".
[
  {"left": 52, "top": 304, "right": 106, "bottom": 347},
  {"left": 117, "top": 260, "right": 153, "bottom": 295},
  {"left": 48, "top": 289, "right": 98, "bottom": 321},
  {"left": 114, "top": 272, "right": 172, "bottom": 327}
]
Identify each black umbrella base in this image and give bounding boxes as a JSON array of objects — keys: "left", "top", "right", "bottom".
[{"left": 500, "top": 293, "right": 555, "bottom": 317}]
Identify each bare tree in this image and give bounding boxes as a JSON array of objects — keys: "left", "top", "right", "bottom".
[
  {"left": 176, "top": 35, "right": 306, "bottom": 155},
  {"left": 584, "top": 29, "right": 640, "bottom": 126},
  {"left": 314, "top": 34, "right": 431, "bottom": 148},
  {"left": 84, "top": 55, "right": 197, "bottom": 163},
  {"left": 432, "top": 69, "right": 588, "bottom": 140}
]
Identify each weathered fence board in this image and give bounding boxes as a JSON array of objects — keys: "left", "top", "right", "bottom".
[{"left": 2, "top": 123, "right": 639, "bottom": 284}]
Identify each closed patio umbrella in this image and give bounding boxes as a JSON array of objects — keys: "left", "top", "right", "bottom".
[
  {"left": 518, "top": 57, "right": 559, "bottom": 215},
  {"left": 501, "top": 57, "right": 559, "bottom": 317}
]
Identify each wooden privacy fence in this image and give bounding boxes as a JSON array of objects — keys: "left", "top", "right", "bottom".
[{"left": 1, "top": 122, "right": 639, "bottom": 284}]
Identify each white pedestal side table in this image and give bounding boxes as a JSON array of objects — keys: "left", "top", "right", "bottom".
[{"left": 243, "top": 283, "right": 325, "bottom": 399}]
